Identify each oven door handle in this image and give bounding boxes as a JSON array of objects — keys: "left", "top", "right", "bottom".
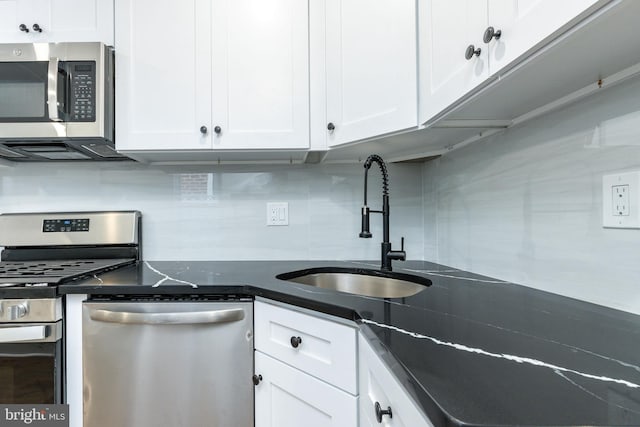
[
  {"left": 0, "top": 325, "right": 47, "bottom": 343},
  {"left": 47, "top": 57, "right": 61, "bottom": 122},
  {"left": 89, "top": 308, "right": 246, "bottom": 325}
]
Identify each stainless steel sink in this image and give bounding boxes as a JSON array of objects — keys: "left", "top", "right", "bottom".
[{"left": 276, "top": 267, "right": 431, "bottom": 298}]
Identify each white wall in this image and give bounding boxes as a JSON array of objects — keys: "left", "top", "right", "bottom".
[
  {"left": 0, "top": 162, "right": 423, "bottom": 261},
  {"left": 423, "top": 75, "right": 640, "bottom": 314}
]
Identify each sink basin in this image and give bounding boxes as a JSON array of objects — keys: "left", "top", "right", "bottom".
[{"left": 276, "top": 267, "right": 431, "bottom": 298}]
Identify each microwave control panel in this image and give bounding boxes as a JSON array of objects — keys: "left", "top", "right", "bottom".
[{"left": 69, "top": 62, "right": 96, "bottom": 122}]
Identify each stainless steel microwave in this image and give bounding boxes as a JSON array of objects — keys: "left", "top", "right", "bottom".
[{"left": 0, "top": 42, "right": 127, "bottom": 161}]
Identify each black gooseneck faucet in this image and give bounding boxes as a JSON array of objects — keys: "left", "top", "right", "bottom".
[{"left": 359, "top": 154, "right": 406, "bottom": 271}]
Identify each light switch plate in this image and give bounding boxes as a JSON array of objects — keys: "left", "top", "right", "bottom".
[{"left": 602, "top": 171, "right": 640, "bottom": 228}]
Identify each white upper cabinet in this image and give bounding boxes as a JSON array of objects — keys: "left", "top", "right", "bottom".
[
  {"left": 419, "top": 0, "right": 489, "bottom": 124},
  {"left": 211, "top": 0, "right": 309, "bottom": 150},
  {"left": 486, "top": 0, "right": 600, "bottom": 72},
  {"left": 115, "top": 0, "right": 211, "bottom": 151},
  {"left": 0, "top": 0, "right": 113, "bottom": 44},
  {"left": 116, "top": 0, "right": 310, "bottom": 154},
  {"left": 323, "top": 0, "right": 417, "bottom": 147},
  {"left": 420, "top": 0, "right": 602, "bottom": 124}
]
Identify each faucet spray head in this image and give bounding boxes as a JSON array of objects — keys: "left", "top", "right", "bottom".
[{"left": 359, "top": 206, "right": 372, "bottom": 238}]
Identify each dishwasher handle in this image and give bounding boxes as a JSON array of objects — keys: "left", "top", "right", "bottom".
[{"left": 89, "top": 307, "right": 245, "bottom": 325}]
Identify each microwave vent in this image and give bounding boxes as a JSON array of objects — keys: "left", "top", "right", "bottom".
[
  {"left": 0, "top": 146, "right": 26, "bottom": 158},
  {"left": 81, "top": 143, "right": 124, "bottom": 158}
]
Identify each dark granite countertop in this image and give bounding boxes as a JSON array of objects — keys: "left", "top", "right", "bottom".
[{"left": 58, "top": 260, "right": 640, "bottom": 426}]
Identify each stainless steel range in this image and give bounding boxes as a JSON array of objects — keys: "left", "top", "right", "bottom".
[{"left": 0, "top": 211, "right": 141, "bottom": 404}]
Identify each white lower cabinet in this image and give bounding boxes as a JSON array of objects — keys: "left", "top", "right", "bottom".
[
  {"left": 254, "top": 299, "right": 434, "bottom": 427},
  {"left": 254, "top": 300, "right": 358, "bottom": 426},
  {"left": 359, "top": 334, "right": 434, "bottom": 427},
  {"left": 254, "top": 351, "right": 357, "bottom": 427}
]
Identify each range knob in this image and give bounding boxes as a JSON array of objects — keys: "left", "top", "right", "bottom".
[{"left": 10, "top": 303, "right": 29, "bottom": 320}]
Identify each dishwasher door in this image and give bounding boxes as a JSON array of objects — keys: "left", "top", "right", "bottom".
[{"left": 82, "top": 301, "right": 254, "bottom": 427}]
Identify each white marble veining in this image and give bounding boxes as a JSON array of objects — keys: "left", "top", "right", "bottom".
[
  {"left": 403, "top": 268, "right": 509, "bottom": 284},
  {"left": 423, "top": 75, "right": 640, "bottom": 314},
  {"left": 0, "top": 163, "right": 424, "bottom": 261},
  {"left": 361, "top": 319, "right": 640, "bottom": 390},
  {"left": 144, "top": 261, "right": 199, "bottom": 288}
]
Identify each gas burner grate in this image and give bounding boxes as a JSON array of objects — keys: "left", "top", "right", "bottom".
[{"left": 0, "top": 258, "right": 135, "bottom": 285}]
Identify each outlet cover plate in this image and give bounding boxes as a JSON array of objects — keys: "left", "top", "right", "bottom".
[
  {"left": 602, "top": 171, "right": 640, "bottom": 228},
  {"left": 267, "top": 202, "right": 289, "bottom": 226}
]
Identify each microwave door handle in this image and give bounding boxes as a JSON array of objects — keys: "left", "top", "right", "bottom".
[{"left": 47, "top": 57, "right": 61, "bottom": 121}]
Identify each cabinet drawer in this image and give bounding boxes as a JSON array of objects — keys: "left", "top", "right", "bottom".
[{"left": 254, "top": 300, "right": 357, "bottom": 394}]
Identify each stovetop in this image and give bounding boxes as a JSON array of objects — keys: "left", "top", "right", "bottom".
[{"left": 0, "top": 258, "right": 135, "bottom": 288}]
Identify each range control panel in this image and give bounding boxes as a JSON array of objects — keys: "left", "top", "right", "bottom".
[
  {"left": 69, "top": 62, "right": 96, "bottom": 122},
  {"left": 43, "top": 218, "right": 90, "bottom": 232}
]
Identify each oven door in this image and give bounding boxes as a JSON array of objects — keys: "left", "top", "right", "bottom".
[{"left": 0, "top": 322, "right": 63, "bottom": 404}]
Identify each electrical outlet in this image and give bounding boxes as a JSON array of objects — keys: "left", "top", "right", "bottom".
[
  {"left": 603, "top": 171, "right": 640, "bottom": 228},
  {"left": 266, "top": 202, "right": 289, "bottom": 226},
  {"left": 612, "top": 185, "right": 629, "bottom": 216}
]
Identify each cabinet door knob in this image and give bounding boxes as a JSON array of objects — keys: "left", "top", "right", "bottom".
[
  {"left": 290, "top": 336, "right": 302, "bottom": 348},
  {"left": 483, "top": 26, "right": 501, "bottom": 43},
  {"left": 19, "top": 24, "right": 29, "bottom": 33},
  {"left": 464, "top": 45, "right": 481, "bottom": 60},
  {"left": 200, "top": 126, "right": 208, "bottom": 135},
  {"left": 214, "top": 126, "right": 222, "bottom": 134},
  {"left": 327, "top": 122, "right": 335, "bottom": 131},
  {"left": 252, "top": 374, "right": 263, "bottom": 386},
  {"left": 32, "top": 23, "right": 43, "bottom": 33},
  {"left": 375, "top": 402, "right": 392, "bottom": 423}
]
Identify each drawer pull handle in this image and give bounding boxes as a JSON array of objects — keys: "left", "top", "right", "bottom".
[
  {"left": 252, "top": 374, "right": 262, "bottom": 386},
  {"left": 375, "top": 401, "right": 392, "bottom": 423},
  {"left": 290, "top": 336, "right": 302, "bottom": 348}
]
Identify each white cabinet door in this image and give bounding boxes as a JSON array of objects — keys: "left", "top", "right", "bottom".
[
  {"left": 210, "top": 0, "right": 309, "bottom": 150},
  {"left": 117, "top": 0, "right": 309, "bottom": 154},
  {"left": 419, "top": 0, "right": 489, "bottom": 123},
  {"left": 114, "top": 0, "right": 212, "bottom": 151},
  {"left": 359, "top": 334, "right": 434, "bottom": 427},
  {"left": 255, "top": 351, "right": 358, "bottom": 427},
  {"left": 487, "top": 0, "right": 600, "bottom": 72},
  {"left": 0, "top": 0, "right": 113, "bottom": 44},
  {"left": 325, "top": 0, "right": 417, "bottom": 147},
  {"left": 0, "top": 0, "right": 44, "bottom": 42},
  {"left": 419, "top": 0, "right": 603, "bottom": 124}
]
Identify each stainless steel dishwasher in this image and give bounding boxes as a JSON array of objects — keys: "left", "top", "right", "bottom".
[{"left": 82, "top": 298, "right": 253, "bottom": 427}]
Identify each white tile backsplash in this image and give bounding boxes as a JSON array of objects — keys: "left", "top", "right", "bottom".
[
  {"left": 423, "top": 74, "right": 640, "bottom": 314},
  {"left": 0, "top": 162, "right": 424, "bottom": 262},
  {"left": 2, "top": 76, "right": 639, "bottom": 314}
]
